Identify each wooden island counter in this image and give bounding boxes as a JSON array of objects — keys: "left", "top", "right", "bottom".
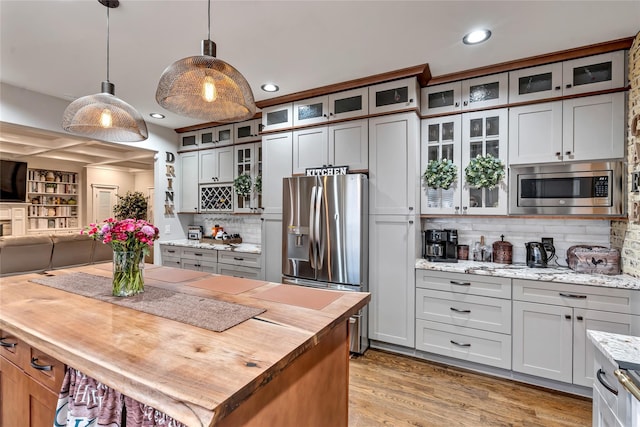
[{"left": 0, "top": 264, "right": 370, "bottom": 427}]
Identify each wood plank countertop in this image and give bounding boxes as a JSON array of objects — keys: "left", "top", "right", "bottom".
[{"left": 0, "top": 264, "right": 370, "bottom": 427}]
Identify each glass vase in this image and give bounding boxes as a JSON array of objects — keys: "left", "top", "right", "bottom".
[{"left": 112, "top": 250, "right": 145, "bottom": 297}]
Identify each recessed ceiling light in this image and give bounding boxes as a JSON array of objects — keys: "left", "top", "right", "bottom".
[
  {"left": 149, "top": 113, "right": 165, "bottom": 119},
  {"left": 261, "top": 83, "right": 279, "bottom": 93},
  {"left": 463, "top": 29, "right": 491, "bottom": 45}
]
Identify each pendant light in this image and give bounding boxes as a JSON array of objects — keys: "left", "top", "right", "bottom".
[
  {"left": 62, "top": 0, "right": 148, "bottom": 142},
  {"left": 155, "top": 0, "right": 256, "bottom": 123}
]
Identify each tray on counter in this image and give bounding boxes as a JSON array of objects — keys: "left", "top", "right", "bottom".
[{"left": 199, "top": 237, "right": 243, "bottom": 245}]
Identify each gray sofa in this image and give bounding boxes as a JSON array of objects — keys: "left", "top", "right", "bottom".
[{"left": 0, "top": 234, "right": 113, "bottom": 276}]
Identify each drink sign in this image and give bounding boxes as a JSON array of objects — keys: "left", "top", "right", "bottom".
[{"left": 305, "top": 166, "right": 349, "bottom": 176}]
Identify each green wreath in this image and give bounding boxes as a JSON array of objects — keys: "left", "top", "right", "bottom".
[
  {"left": 234, "top": 174, "right": 252, "bottom": 197},
  {"left": 254, "top": 174, "right": 262, "bottom": 194},
  {"left": 423, "top": 158, "right": 458, "bottom": 190},
  {"left": 464, "top": 154, "right": 505, "bottom": 189}
]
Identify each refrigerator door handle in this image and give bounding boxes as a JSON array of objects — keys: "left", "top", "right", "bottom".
[
  {"left": 315, "top": 184, "right": 324, "bottom": 270},
  {"left": 309, "top": 185, "right": 317, "bottom": 269}
]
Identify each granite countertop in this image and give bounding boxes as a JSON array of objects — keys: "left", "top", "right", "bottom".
[
  {"left": 588, "top": 330, "right": 640, "bottom": 371},
  {"left": 159, "top": 239, "right": 261, "bottom": 254},
  {"left": 415, "top": 259, "right": 640, "bottom": 290}
]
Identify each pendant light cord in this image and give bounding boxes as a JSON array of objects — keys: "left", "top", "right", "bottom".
[
  {"left": 106, "top": 5, "right": 110, "bottom": 82},
  {"left": 207, "top": 0, "right": 211, "bottom": 40}
]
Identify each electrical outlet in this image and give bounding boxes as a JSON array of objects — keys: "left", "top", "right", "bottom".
[
  {"left": 632, "top": 171, "right": 640, "bottom": 193},
  {"left": 164, "top": 224, "right": 171, "bottom": 234},
  {"left": 542, "top": 237, "right": 553, "bottom": 248}
]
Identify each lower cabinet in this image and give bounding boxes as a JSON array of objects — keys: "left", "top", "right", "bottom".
[
  {"left": 181, "top": 247, "right": 218, "bottom": 273},
  {"left": 217, "top": 251, "right": 262, "bottom": 280},
  {"left": 369, "top": 215, "right": 418, "bottom": 348},
  {"left": 159, "top": 244, "right": 263, "bottom": 278},
  {"left": 512, "top": 279, "right": 640, "bottom": 387},
  {"left": 0, "top": 331, "right": 65, "bottom": 427},
  {"left": 415, "top": 270, "right": 512, "bottom": 369},
  {"left": 261, "top": 214, "right": 283, "bottom": 283}
]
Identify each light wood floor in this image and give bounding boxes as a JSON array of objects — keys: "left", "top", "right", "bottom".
[{"left": 348, "top": 349, "right": 592, "bottom": 427}]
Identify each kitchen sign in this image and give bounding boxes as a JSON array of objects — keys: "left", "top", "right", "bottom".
[
  {"left": 165, "top": 151, "right": 175, "bottom": 216},
  {"left": 305, "top": 166, "right": 349, "bottom": 176}
]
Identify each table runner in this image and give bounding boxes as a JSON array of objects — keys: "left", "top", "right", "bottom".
[{"left": 31, "top": 272, "right": 265, "bottom": 332}]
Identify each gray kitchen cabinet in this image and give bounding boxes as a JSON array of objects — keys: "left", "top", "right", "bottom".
[
  {"left": 509, "top": 92, "right": 625, "bottom": 164},
  {"left": 261, "top": 131, "right": 292, "bottom": 215},
  {"left": 180, "top": 246, "right": 218, "bottom": 273},
  {"left": 200, "top": 124, "right": 234, "bottom": 147},
  {"left": 179, "top": 151, "right": 199, "bottom": 213},
  {"left": 368, "top": 112, "right": 420, "bottom": 215},
  {"left": 199, "top": 146, "right": 234, "bottom": 184},
  {"left": 369, "top": 77, "right": 419, "bottom": 115},
  {"left": 292, "top": 87, "right": 369, "bottom": 127},
  {"left": 415, "top": 270, "right": 512, "bottom": 370},
  {"left": 159, "top": 244, "right": 182, "bottom": 268},
  {"left": 420, "top": 115, "right": 462, "bottom": 215},
  {"left": 420, "top": 73, "right": 508, "bottom": 116},
  {"left": 512, "top": 279, "right": 640, "bottom": 387},
  {"left": 368, "top": 214, "right": 419, "bottom": 348},
  {"left": 217, "top": 251, "right": 262, "bottom": 280},
  {"left": 261, "top": 104, "right": 293, "bottom": 133},
  {"left": 233, "top": 119, "right": 261, "bottom": 145},
  {"left": 508, "top": 51, "right": 626, "bottom": 103},
  {"left": 234, "top": 142, "right": 262, "bottom": 213},
  {"left": 261, "top": 214, "right": 283, "bottom": 283},
  {"left": 292, "top": 119, "right": 368, "bottom": 174},
  {"left": 461, "top": 109, "right": 509, "bottom": 215}
]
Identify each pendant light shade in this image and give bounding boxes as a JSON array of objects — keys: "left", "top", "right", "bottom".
[
  {"left": 155, "top": 2, "right": 256, "bottom": 123},
  {"left": 62, "top": 0, "right": 148, "bottom": 142}
]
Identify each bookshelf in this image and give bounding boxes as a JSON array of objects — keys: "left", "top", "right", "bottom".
[{"left": 27, "top": 169, "right": 79, "bottom": 231}]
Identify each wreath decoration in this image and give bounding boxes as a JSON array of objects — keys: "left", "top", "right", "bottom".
[
  {"left": 423, "top": 158, "right": 458, "bottom": 190},
  {"left": 464, "top": 154, "right": 505, "bottom": 189},
  {"left": 254, "top": 174, "right": 262, "bottom": 194},
  {"left": 233, "top": 174, "right": 253, "bottom": 197}
]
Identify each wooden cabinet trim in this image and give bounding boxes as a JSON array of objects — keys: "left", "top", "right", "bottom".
[{"left": 427, "top": 37, "right": 633, "bottom": 86}]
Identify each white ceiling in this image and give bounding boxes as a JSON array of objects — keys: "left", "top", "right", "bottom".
[{"left": 0, "top": 0, "right": 639, "bottom": 166}]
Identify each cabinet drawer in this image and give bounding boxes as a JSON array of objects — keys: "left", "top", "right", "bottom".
[
  {"left": 182, "top": 259, "right": 217, "bottom": 273},
  {"left": 217, "top": 251, "right": 261, "bottom": 268},
  {"left": 416, "top": 319, "right": 511, "bottom": 369},
  {"left": 416, "top": 289, "right": 511, "bottom": 334},
  {"left": 416, "top": 270, "right": 511, "bottom": 299},
  {"left": 217, "top": 264, "right": 262, "bottom": 280},
  {"left": 593, "top": 345, "right": 625, "bottom": 419},
  {"left": 0, "top": 330, "right": 27, "bottom": 367},
  {"left": 161, "top": 256, "right": 181, "bottom": 269},
  {"left": 181, "top": 248, "right": 217, "bottom": 262},
  {"left": 513, "top": 279, "right": 640, "bottom": 314},
  {"left": 160, "top": 245, "right": 182, "bottom": 258},
  {"left": 24, "top": 345, "right": 65, "bottom": 394}
]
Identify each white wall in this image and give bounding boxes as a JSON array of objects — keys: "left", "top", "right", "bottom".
[{"left": 0, "top": 83, "right": 183, "bottom": 263}]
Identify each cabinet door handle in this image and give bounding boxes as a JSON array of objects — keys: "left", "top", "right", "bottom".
[
  {"left": 555, "top": 152, "right": 561, "bottom": 156},
  {"left": 559, "top": 293, "right": 587, "bottom": 299},
  {"left": 30, "top": 357, "right": 53, "bottom": 371},
  {"left": 450, "top": 281, "right": 471, "bottom": 286},
  {"left": 566, "top": 84, "right": 572, "bottom": 89},
  {"left": 233, "top": 257, "right": 244, "bottom": 261},
  {"left": 565, "top": 151, "right": 572, "bottom": 156},
  {"left": 554, "top": 86, "right": 561, "bottom": 90},
  {"left": 565, "top": 314, "right": 572, "bottom": 320},
  {"left": 0, "top": 337, "right": 17, "bottom": 348},
  {"left": 576, "top": 316, "right": 584, "bottom": 321},
  {"left": 450, "top": 340, "right": 471, "bottom": 347},
  {"left": 454, "top": 102, "right": 460, "bottom": 107},
  {"left": 597, "top": 368, "right": 618, "bottom": 396},
  {"left": 450, "top": 307, "right": 471, "bottom": 314},
  {"left": 195, "top": 253, "right": 203, "bottom": 256},
  {"left": 167, "top": 250, "right": 176, "bottom": 253},
  {"left": 408, "top": 220, "right": 414, "bottom": 224}
]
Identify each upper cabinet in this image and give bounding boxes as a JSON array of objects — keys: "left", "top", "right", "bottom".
[
  {"left": 508, "top": 51, "right": 626, "bottom": 103},
  {"left": 421, "top": 73, "right": 508, "bottom": 116},
  {"left": 198, "top": 147, "right": 234, "bottom": 184},
  {"left": 261, "top": 104, "right": 293, "bottom": 132},
  {"left": 369, "top": 77, "right": 419, "bottom": 115},
  {"left": 234, "top": 142, "right": 262, "bottom": 213},
  {"left": 293, "top": 88, "right": 369, "bottom": 126},
  {"left": 234, "top": 119, "right": 262, "bottom": 144},
  {"left": 261, "top": 131, "right": 293, "bottom": 215},
  {"left": 180, "top": 125, "right": 233, "bottom": 148},
  {"left": 292, "top": 119, "right": 368, "bottom": 174},
  {"left": 509, "top": 92, "right": 625, "bottom": 164}
]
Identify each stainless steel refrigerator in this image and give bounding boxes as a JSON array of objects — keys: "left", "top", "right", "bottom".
[{"left": 282, "top": 174, "right": 369, "bottom": 353}]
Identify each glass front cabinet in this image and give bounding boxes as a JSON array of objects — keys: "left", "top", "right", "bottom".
[
  {"left": 461, "top": 109, "right": 509, "bottom": 215},
  {"left": 420, "top": 116, "right": 462, "bottom": 215},
  {"left": 421, "top": 73, "right": 508, "bottom": 116},
  {"left": 234, "top": 119, "right": 261, "bottom": 144},
  {"left": 369, "top": 77, "right": 419, "bottom": 115},
  {"left": 234, "top": 142, "right": 262, "bottom": 213},
  {"left": 292, "top": 87, "right": 369, "bottom": 127},
  {"left": 261, "top": 103, "right": 293, "bottom": 132},
  {"left": 508, "top": 51, "right": 626, "bottom": 103}
]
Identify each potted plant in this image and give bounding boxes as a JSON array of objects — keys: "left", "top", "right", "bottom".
[
  {"left": 234, "top": 174, "right": 252, "bottom": 198},
  {"left": 464, "top": 154, "right": 505, "bottom": 189},
  {"left": 113, "top": 191, "right": 149, "bottom": 220},
  {"left": 423, "top": 158, "right": 458, "bottom": 190}
]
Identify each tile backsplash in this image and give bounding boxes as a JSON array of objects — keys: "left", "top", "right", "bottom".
[
  {"left": 422, "top": 217, "right": 613, "bottom": 266},
  {"left": 193, "top": 214, "right": 262, "bottom": 243}
]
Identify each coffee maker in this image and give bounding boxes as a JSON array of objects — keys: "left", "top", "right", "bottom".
[{"left": 423, "top": 229, "right": 458, "bottom": 262}]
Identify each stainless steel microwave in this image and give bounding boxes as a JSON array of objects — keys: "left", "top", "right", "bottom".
[{"left": 509, "top": 161, "right": 625, "bottom": 216}]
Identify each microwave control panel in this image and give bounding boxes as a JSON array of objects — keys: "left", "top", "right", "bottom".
[{"left": 593, "top": 176, "right": 609, "bottom": 197}]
